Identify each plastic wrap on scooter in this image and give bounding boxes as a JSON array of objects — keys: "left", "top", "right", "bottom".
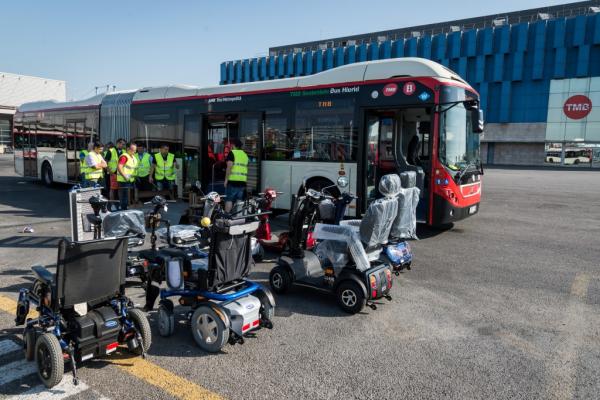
[
  {"left": 313, "top": 223, "right": 370, "bottom": 272},
  {"left": 156, "top": 225, "right": 203, "bottom": 246},
  {"left": 102, "top": 210, "right": 146, "bottom": 244},
  {"left": 359, "top": 174, "right": 401, "bottom": 248},
  {"left": 400, "top": 171, "right": 417, "bottom": 189},
  {"left": 314, "top": 240, "right": 349, "bottom": 270},
  {"left": 390, "top": 185, "right": 420, "bottom": 241}
]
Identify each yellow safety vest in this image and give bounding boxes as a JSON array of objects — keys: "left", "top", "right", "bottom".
[
  {"left": 86, "top": 152, "right": 105, "bottom": 181},
  {"left": 117, "top": 153, "right": 138, "bottom": 183},
  {"left": 107, "top": 148, "right": 119, "bottom": 174},
  {"left": 79, "top": 150, "right": 89, "bottom": 176},
  {"left": 229, "top": 149, "right": 248, "bottom": 183},
  {"left": 154, "top": 153, "right": 176, "bottom": 181},
  {"left": 136, "top": 153, "right": 151, "bottom": 178}
]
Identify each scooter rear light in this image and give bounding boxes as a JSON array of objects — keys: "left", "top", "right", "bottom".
[
  {"left": 369, "top": 275, "right": 377, "bottom": 289},
  {"left": 242, "top": 323, "right": 250, "bottom": 332},
  {"left": 106, "top": 342, "right": 118, "bottom": 354},
  {"left": 252, "top": 320, "right": 259, "bottom": 327},
  {"left": 385, "top": 269, "right": 392, "bottom": 288},
  {"left": 142, "top": 260, "right": 149, "bottom": 269}
]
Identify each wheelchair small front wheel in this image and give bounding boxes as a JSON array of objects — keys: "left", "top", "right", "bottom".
[
  {"left": 128, "top": 308, "right": 152, "bottom": 354},
  {"left": 35, "top": 333, "right": 64, "bottom": 388},
  {"left": 191, "top": 305, "right": 229, "bottom": 353},
  {"left": 157, "top": 300, "right": 175, "bottom": 337},
  {"left": 24, "top": 326, "right": 36, "bottom": 361}
]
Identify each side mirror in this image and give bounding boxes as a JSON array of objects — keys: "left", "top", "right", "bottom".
[
  {"left": 337, "top": 175, "right": 349, "bottom": 188},
  {"left": 195, "top": 180, "right": 201, "bottom": 189},
  {"left": 472, "top": 108, "right": 484, "bottom": 134}
]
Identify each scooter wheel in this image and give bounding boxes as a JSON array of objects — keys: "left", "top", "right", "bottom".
[
  {"left": 335, "top": 281, "right": 366, "bottom": 314},
  {"left": 128, "top": 308, "right": 152, "bottom": 354},
  {"left": 35, "top": 333, "right": 64, "bottom": 389},
  {"left": 24, "top": 326, "right": 36, "bottom": 361},
  {"left": 157, "top": 301, "right": 175, "bottom": 337},
  {"left": 190, "top": 306, "right": 229, "bottom": 353},
  {"left": 269, "top": 266, "right": 292, "bottom": 294}
]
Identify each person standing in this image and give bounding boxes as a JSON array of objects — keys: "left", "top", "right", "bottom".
[
  {"left": 150, "top": 144, "right": 178, "bottom": 192},
  {"left": 135, "top": 142, "right": 153, "bottom": 191},
  {"left": 224, "top": 138, "right": 248, "bottom": 212},
  {"left": 106, "top": 139, "right": 126, "bottom": 207},
  {"left": 79, "top": 142, "right": 93, "bottom": 187},
  {"left": 85, "top": 141, "right": 107, "bottom": 187},
  {"left": 116, "top": 142, "right": 138, "bottom": 210}
]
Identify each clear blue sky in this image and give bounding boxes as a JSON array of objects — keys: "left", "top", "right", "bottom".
[{"left": 0, "top": 0, "right": 568, "bottom": 100}]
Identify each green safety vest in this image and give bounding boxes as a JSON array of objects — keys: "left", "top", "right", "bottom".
[
  {"left": 136, "top": 152, "right": 151, "bottom": 177},
  {"left": 86, "top": 152, "right": 104, "bottom": 181},
  {"left": 79, "top": 150, "right": 90, "bottom": 176},
  {"left": 107, "top": 148, "right": 119, "bottom": 174},
  {"left": 117, "top": 153, "right": 138, "bottom": 183},
  {"left": 154, "top": 153, "right": 176, "bottom": 181},
  {"left": 229, "top": 149, "right": 248, "bottom": 183}
]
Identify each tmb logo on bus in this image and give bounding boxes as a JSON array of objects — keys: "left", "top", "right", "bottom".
[
  {"left": 403, "top": 82, "right": 416, "bottom": 96},
  {"left": 563, "top": 95, "right": 592, "bottom": 120},
  {"left": 383, "top": 83, "right": 398, "bottom": 97}
]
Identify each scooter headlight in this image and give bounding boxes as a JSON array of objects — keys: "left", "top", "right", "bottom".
[{"left": 337, "top": 175, "right": 349, "bottom": 188}]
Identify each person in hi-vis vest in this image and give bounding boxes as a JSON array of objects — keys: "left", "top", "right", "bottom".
[
  {"left": 79, "top": 142, "right": 94, "bottom": 187},
  {"left": 105, "top": 138, "right": 126, "bottom": 206},
  {"left": 150, "top": 143, "right": 179, "bottom": 191},
  {"left": 116, "top": 142, "right": 138, "bottom": 210},
  {"left": 135, "top": 142, "right": 153, "bottom": 191},
  {"left": 84, "top": 141, "right": 107, "bottom": 187},
  {"left": 224, "top": 138, "right": 248, "bottom": 212}
]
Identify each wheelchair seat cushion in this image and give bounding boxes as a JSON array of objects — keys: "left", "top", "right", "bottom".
[{"left": 32, "top": 265, "right": 55, "bottom": 286}]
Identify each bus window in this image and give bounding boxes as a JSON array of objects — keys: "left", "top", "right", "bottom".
[
  {"left": 263, "top": 116, "right": 289, "bottom": 161},
  {"left": 239, "top": 114, "right": 261, "bottom": 193}
]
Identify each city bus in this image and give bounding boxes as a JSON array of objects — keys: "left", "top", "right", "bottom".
[{"left": 14, "top": 58, "right": 483, "bottom": 225}]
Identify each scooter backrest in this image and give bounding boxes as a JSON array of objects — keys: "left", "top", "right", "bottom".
[
  {"left": 166, "top": 258, "right": 184, "bottom": 290},
  {"left": 359, "top": 174, "right": 401, "bottom": 248}
]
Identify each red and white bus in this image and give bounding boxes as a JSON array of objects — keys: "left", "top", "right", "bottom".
[{"left": 14, "top": 58, "right": 483, "bottom": 225}]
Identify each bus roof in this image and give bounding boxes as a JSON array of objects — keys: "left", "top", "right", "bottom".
[{"left": 18, "top": 58, "right": 469, "bottom": 112}]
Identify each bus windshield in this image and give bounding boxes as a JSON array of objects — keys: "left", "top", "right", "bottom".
[{"left": 439, "top": 102, "right": 480, "bottom": 171}]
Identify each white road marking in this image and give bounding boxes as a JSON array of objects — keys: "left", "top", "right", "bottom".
[
  {"left": 0, "top": 359, "right": 37, "bottom": 386},
  {"left": 0, "top": 339, "right": 22, "bottom": 356},
  {"left": 10, "top": 376, "right": 90, "bottom": 400}
]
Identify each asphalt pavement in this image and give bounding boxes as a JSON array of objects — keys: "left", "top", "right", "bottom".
[{"left": 0, "top": 154, "right": 599, "bottom": 400}]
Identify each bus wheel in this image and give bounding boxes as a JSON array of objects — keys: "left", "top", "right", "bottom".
[
  {"left": 42, "top": 163, "right": 53, "bottom": 187},
  {"left": 305, "top": 178, "right": 338, "bottom": 197}
]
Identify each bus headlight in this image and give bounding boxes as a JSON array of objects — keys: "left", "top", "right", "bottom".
[{"left": 337, "top": 175, "right": 349, "bottom": 188}]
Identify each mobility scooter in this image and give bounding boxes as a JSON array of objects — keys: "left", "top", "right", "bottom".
[
  {"left": 156, "top": 206, "right": 275, "bottom": 352},
  {"left": 15, "top": 237, "right": 151, "bottom": 388},
  {"left": 269, "top": 174, "right": 402, "bottom": 314}
]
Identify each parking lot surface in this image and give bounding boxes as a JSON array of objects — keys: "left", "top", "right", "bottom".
[{"left": 0, "top": 154, "right": 599, "bottom": 400}]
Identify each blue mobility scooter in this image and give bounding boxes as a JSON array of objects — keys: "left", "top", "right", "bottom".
[
  {"left": 156, "top": 211, "right": 275, "bottom": 352},
  {"left": 15, "top": 237, "right": 151, "bottom": 388}
]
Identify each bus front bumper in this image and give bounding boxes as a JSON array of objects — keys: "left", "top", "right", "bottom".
[{"left": 432, "top": 194, "right": 479, "bottom": 226}]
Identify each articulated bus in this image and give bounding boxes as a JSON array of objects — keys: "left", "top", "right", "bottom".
[{"left": 13, "top": 58, "right": 483, "bottom": 225}]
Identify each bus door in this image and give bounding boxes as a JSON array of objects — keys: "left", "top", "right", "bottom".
[
  {"left": 23, "top": 123, "right": 37, "bottom": 178},
  {"left": 182, "top": 114, "right": 202, "bottom": 192},
  {"left": 203, "top": 114, "right": 238, "bottom": 193},
  {"left": 237, "top": 112, "right": 262, "bottom": 195},
  {"left": 65, "top": 121, "right": 83, "bottom": 182},
  {"left": 364, "top": 110, "right": 430, "bottom": 222}
]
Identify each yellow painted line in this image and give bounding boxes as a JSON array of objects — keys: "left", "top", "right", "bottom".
[{"left": 0, "top": 295, "right": 224, "bottom": 400}]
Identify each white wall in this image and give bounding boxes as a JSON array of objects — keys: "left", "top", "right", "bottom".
[{"left": 0, "top": 72, "right": 66, "bottom": 108}]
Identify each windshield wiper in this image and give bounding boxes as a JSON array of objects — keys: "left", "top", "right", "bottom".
[{"left": 455, "top": 161, "right": 479, "bottom": 184}]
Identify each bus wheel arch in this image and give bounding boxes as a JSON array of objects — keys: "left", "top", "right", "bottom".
[
  {"left": 41, "top": 162, "right": 53, "bottom": 187},
  {"left": 301, "top": 176, "right": 339, "bottom": 197}
]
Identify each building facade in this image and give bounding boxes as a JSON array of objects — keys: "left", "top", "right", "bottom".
[
  {"left": 0, "top": 72, "right": 66, "bottom": 153},
  {"left": 220, "top": 1, "right": 600, "bottom": 167}
]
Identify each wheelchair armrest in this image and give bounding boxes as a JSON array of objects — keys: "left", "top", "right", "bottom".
[{"left": 31, "top": 265, "right": 55, "bottom": 286}]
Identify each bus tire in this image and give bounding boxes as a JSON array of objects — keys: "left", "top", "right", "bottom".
[{"left": 42, "top": 163, "right": 53, "bottom": 187}]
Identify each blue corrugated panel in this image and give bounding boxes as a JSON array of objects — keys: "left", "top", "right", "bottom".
[
  {"left": 324, "top": 48, "right": 333, "bottom": 69},
  {"left": 440, "top": 58, "right": 450, "bottom": 67},
  {"left": 496, "top": 25, "right": 510, "bottom": 54},
  {"left": 493, "top": 53, "right": 504, "bottom": 82},
  {"left": 512, "top": 52, "right": 524, "bottom": 81},
  {"left": 419, "top": 36, "right": 432, "bottom": 59},
  {"left": 478, "top": 82, "right": 488, "bottom": 116},
  {"left": 405, "top": 37, "right": 417, "bottom": 57},
  {"left": 565, "top": 47, "right": 578, "bottom": 77},
  {"left": 304, "top": 51, "right": 313, "bottom": 75},
  {"left": 392, "top": 39, "right": 404, "bottom": 57},
  {"left": 457, "top": 57, "right": 467, "bottom": 78},
  {"left": 268, "top": 56, "right": 276, "bottom": 79},
  {"left": 258, "top": 57, "right": 267, "bottom": 80},
  {"left": 532, "top": 21, "right": 546, "bottom": 80},
  {"left": 314, "top": 49, "right": 323, "bottom": 72},
  {"left": 357, "top": 43, "right": 367, "bottom": 62},
  {"left": 589, "top": 43, "right": 600, "bottom": 75},
  {"left": 335, "top": 47, "right": 344, "bottom": 67},
  {"left": 295, "top": 53, "right": 303, "bottom": 76},
  {"left": 227, "top": 62, "right": 234, "bottom": 84},
  {"left": 449, "top": 31, "right": 461, "bottom": 58},
  {"left": 242, "top": 60, "right": 250, "bottom": 82},
  {"left": 276, "top": 55, "right": 285, "bottom": 78},
  {"left": 220, "top": 62, "right": 227, "bottom": 84},
  {"left": 474, "top": 55, "right": 485, "bottom": 83},
  {"left": 479, "top": 28, "right": 493, "bottom": 55},
  {"left": 251, "top": 59, "right": 258, "bottom": 81},
  {"left": 432, "top": 33, "right": 446, "bottom": 60},
  {"left": 593, "top": 13, "right": 600, "bottom": 44},
  {"left": 499, "top": 81, "right": 511, "bottom": 122},
  {"left": 463, "top": 30, "right": 477, "bottom": 57},
  {"left": 573, "top": 15, "right": 586, "bottom": 46},
  {"left": 233, "top": 61, "right": 241, "bottom": 83},
  {"left": 346, "top": 45, "right": 356, "bottom": 64},
  {"left": 552, "top": 18, "right": 566, "bottom": 48},
  {"left": 380, "top": 40, "right": 392, "bottom": 59},
  {"left": 513, "top": 23, "right": 528, "bottom": 52},
  {"left": 576, "top": 44, "right": 590, "bottom": 77},
  {"left": 285, "top": 53, "right": 294, "bottom": 77},
  {"left": 368, "top": 42, "right": 379, "bottom": 60},
  {"left": 553, "top": 47, "right": 566, "bottom": 78}
]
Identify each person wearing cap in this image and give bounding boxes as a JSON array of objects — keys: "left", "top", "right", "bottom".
[{"left": 84, "top": 141, "right": 107, "bottom": 187}]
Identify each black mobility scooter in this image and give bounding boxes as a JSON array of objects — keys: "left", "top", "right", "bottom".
[
  {"left": 270, "top": 174, "right": 401, "bottom": 314},
  {"left": 15, "top": 237, "right": 151, "bottom": 388},
  {"left": 158, "top": 212, "right": 275, "bottom": 352}
]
